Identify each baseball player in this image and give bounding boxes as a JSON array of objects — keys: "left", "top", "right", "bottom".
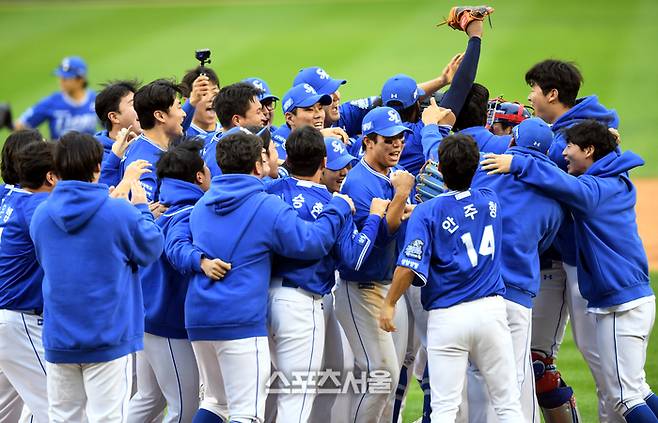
[
  {"left": 380, "top": 133, "right": 524, "bottom": 422},
  {"left": 128, "top": 140, "right": 225, "bottom": 423},
  {"left": 482, "top": 120, "right": 657, "bottom": 422},
  {"left": 0, "top": 141, "right": 57, "bottom": 423},
  {"left": 468, "top": 117, "right": 565, "bottom": 422},
  {"left": 266, "top": 127, "right": 388, "bottom": 423},
  {"left": 181, "top": 66, "right": 221, "bottom": 138},
  {"left": 15, "top": 56, "right": 98, "bottom": 139},
  {"left": 94, "top": 80, "right": 141, "bottom": 163},
  {"left": 525, "top": 59, "right": 620, "bottom": 421},
  {"left": 334, "top": 106, "right": 416, "bottom": 422},
  {"left": 185, "top": 130, "right": 354, "bottom": 423},
  {"left": 270, "top": 83, "right": 332, "bottom": 160},
  {"left": 119, "top": 80, "right": 186, "bottom": 203},
  {"left": 30, "top": 132, "right": 164, "bottom": 423},
  {"left": 244, "top": 77, "right": 280, "bottom": 133},
  {"left": 202, "top": 82, "right": 267, "bottom": 176}
]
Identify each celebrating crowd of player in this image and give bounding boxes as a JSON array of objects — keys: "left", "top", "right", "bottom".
[{"left": 1, "top": 5, "right": 656, "bottom": 423}]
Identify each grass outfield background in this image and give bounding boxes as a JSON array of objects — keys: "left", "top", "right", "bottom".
[{"left": 0, "top": 0, "right": 656, "bottom": 421}]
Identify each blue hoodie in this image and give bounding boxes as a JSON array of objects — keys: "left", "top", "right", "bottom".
[
  {"left": 186, "top": 174, "right": 352, "bottom": 341},
  {"left": 268, "top": 177, "right": 381, "bottom": 296},
  {"left": 30, "top": 181, "right": 164, "bottom": 363},
  {"left": 508, "top": 150, "right": 651, "bottom": 308},
  {"left": 0, "top": 188, "right": 49, "bottom": 311},
  {"left": 472, "top": 147, "right": 564, "bottom": 307},
  {"left": 547, "top": 95, "right": 620, "bottom": 266},
  {"left": 141, "top": 178, "right": 204, "bottom": 339},
  {"left": 95, "top": 130, "right": 114, "bottom": 162}
]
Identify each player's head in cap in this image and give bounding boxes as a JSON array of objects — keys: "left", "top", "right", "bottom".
[
  {"left": 381, "top": 74, "right": 425, "bottom": 124},
  {"left": 180, "top": 66, "right": 220, "bottom": 133},
  {"left": 96, "top": 80, "right": 142, "bottom": 135},
  {"left": 214, "top": 82, "right": 267, "bottom": 130},
  {"left": 293, "top": 66, "right": 346, "bottom": 126},
  {"left": 244, "top": 77, "right": 279, "bottom": 128},
  {"left": 282, "top": 83, "right": 332, "bottom": 132},
  {"left": 562, "top": 120, "right": 618, "bottom": 176},
  {"left": 454, "top": 82, "right": 489, "bottom": 132},
  {"left": 244, "top": 125, "right": 279, "bottom": 179},
  {"left": 509, "top": 117, "right": 553, "bottom": 154},
  {"left": 321, "top": 137, "right": 356, "bottom": 193},
  {"left": 489, "top": 100, "right": 532, "bottom": 136},
  {"left": 361, "top": 107, "right": 411, "bottom": 172},
  {"left": 525, "top": 59, "right": 583, "bottom": 124},
  {"left": 134, "top": 79, "right": 186, "bottom": 139},
  {"left": 285, "top": 126, "right": 327, "bottom": 182},
  {"left": 54, "top": 56, "right": 89, "bottom": 99},
  {"left": 157, "top": 138, "right": 212, "bottom": 193},
  {"left": 438, "top": 133, "right": 480, "bottom": 191}
]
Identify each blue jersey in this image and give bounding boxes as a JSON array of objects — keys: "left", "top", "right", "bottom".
[
  {"left": 120, "top": 134, "right": 166, "bottom": 202},
  {"left": 95, "top": 130, "right": 114, "bottom": 163},
  {"left": 459, "top": 126, "right": 510, "bottom": 154},
  {"left": 397, "top": 188, "right": 505, "bottom": 310},
  {"left": 398, "top": 120, "right": 426, "bottom": 176},
  {"left": 338, "top": 159, "right": 412, "bottom": 282},
  {"left": 18, "top": 91, "right": 97, "bottom": 139},
  {"left": 268, "top": 177, "right": 381, "bottom": 295},
  {"left": 202, "top": 132, "right": 224, "bottom": 177},
  {"left": 0, "top": 188, "right": 49, "bottom": 311},
  {"left": 187, "top": 122, "right": 219, "bottom": 140},
  {"left": 271, "top": 125, "right": 291, "bottom": 160},
  {"left": 333, "top": 97, "right": 379, "bottom": 137}
]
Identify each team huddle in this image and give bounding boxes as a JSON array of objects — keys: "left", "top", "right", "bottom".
[{"left": 1, "top": 5, "right": 656, "bottom": 423}]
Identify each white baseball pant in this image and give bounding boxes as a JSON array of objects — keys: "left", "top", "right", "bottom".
[
  {"left": 268, "top": 281, "right": 325, "bottom": 423},
  {"left": 467, "top": 299, "right": 540, "bottom": 423},
  {"left": 334, "top": 279, "right": 405, "bottom": 423},
  {"left": 0, "top": 310, "right": 48, "bottom": 423},
  {"left": 532, "top": 263, "right": 618, "bottom": 421},
  {"left": 595, "top": 297, "right": 656, "bottom": 418},
  {"left": 191, "top": 337, "right": 269, "bottom": 423},
  {"left": 47, "top": 354, "right": 132, "bottom": 423},
  {"left": 427, "top": 295, "right": 524, "bottom": 423},
  {"left": 127, "top": 333, "right": 199, "bottom": 423},
  {"left": 0, "top": 370, "right": 23, "bottom": 423}
]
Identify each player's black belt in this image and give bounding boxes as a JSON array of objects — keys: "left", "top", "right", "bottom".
[
  {"left": 13, "top": 309, "right": 43, "bottom": 316},
  {"left": 281, "top": 279, "right": 300, "bottom": 289}
]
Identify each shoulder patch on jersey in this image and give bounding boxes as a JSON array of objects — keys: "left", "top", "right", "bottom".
[
  {"left": 404, "top": 239, "right": 424, "bottom": 260},
  {"left": 349, "top": 98, "right": 371, "bottom": 109}
]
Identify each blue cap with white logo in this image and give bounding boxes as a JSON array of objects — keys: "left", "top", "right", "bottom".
[
  {"left": 293, "top": 66, "right": 346, "bottom": 96},
  {"left": 512, "top": 117, "right": 554, "bottom": 154},
  {"left": 381, "top": 74, "right": 424, "bottom": 109},
  {"left": 281, "top": 84, "right": 332, "bottom": 114},
  {"left": 243, "top": 77, "right": 279, "bottom": 102},
  {"left": 325, "top": 137, "right": 356, "bottom": 171},
  {"left": 54, "top": 56, "right": 87, "bottom": 79},
  {"left": 361, "top": 107, "right": 412, "bottom": 137}
]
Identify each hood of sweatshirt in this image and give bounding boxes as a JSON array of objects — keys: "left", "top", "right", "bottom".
[
  {"left": 552, "top": 95, "right": 619, "bottom": 132},
  {"left": 158, "top": 177, "right": 204, "bottom": 207},
  {"left": 587, "top": 150, "right": 644, "bottom": 179},
  {"left": 201, "top": 174, "right": 265, "bottom": 216},
  {"left": 47, "top": 181, "right": 108, "bottom": 233}
]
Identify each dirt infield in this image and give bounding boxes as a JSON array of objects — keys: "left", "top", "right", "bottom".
[{"left": 636, "top": 178, "right": 658, "bottom": 271}]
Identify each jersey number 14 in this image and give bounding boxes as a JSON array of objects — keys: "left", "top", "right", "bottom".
[{"left": 460, "top": 225, "right": 495, "bottom": 267}]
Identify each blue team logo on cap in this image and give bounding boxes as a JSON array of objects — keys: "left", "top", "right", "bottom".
[
  {"left": 381, "top": 74, "right": 424, "bottom": 109},
  {"left": 512, "top": 117, "right": 554, "bottom": 154},
  {"left": 293, "top": 66, "right": 347, "bottom": 96},
  {"left": 54, "top": 56, "right": 87, "bottom": 79},
  {"left": 282, "top": 83, "right": 332, "bottom": 114},
  {"left": 361, "top": 106, "right": 412, "bottom": 137}
]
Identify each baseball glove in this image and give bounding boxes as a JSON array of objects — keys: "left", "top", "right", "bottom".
[
  {"left": 415, "top": 160, "right": 446, "bottom": 203},
  {"left": 437, "top": 6, "right": 494, "bottom": 31}
]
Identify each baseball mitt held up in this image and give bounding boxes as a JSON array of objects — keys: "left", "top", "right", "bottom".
[{"left": 437, "top": 6, "right": 494, "bottom": 31}]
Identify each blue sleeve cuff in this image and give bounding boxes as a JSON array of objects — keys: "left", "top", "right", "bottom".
[
  {"left": 509, "top": 154, "right": 526, "bottom": 175},
  {"left": 191, "top": 250, "right": 203, "bottom": 272},
  {"left": 182, "top": 99, "right": 195, "bottom": 131}
]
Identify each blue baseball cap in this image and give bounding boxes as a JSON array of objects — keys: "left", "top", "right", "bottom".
[
  {"left": 243, "top": 77, "right": 279, "bottom": 102},
  {"left": 282, "top": 84, "right": 332, "bottom": 114},
  {"left": 361, "top": 107, "right": 412, "bottom": 137},
  {"left": 325, "top": 137, "right": 356, "bottom": 171},
  {"left": 293, "top": 66, "right": 346, "bottom": 96},
  {"left": 54, "top": 56, "right": 87, "bottom": 79},
  {"left": 381, "top": 74, "right": 424, "bottom": 109},
  {"left": 512, "top": 117, "right": 554, "bottom": 153}
]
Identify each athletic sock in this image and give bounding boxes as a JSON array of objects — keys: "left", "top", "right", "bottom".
[
  {"left": 624, "top": 404, "right": 658, "bottom": 422},
  {"left": 392, "top": 365, "right": 408, "bottom": 422},
  {"left": 421, "top": 364, "right": 431, "bottom": 423},
  {"left": 192, "top": 408, "right": 224, "bottom": 423},
  {"left": 645, "top": 393, "right": 658, "bottom": 418}
]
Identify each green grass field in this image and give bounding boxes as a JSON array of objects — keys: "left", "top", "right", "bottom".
[
  {"left": 1, "top": 1, "right": 656, "bottom": 421},
  {"left": 1, "top": 0, "right": 658, "bottom": 175}
]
